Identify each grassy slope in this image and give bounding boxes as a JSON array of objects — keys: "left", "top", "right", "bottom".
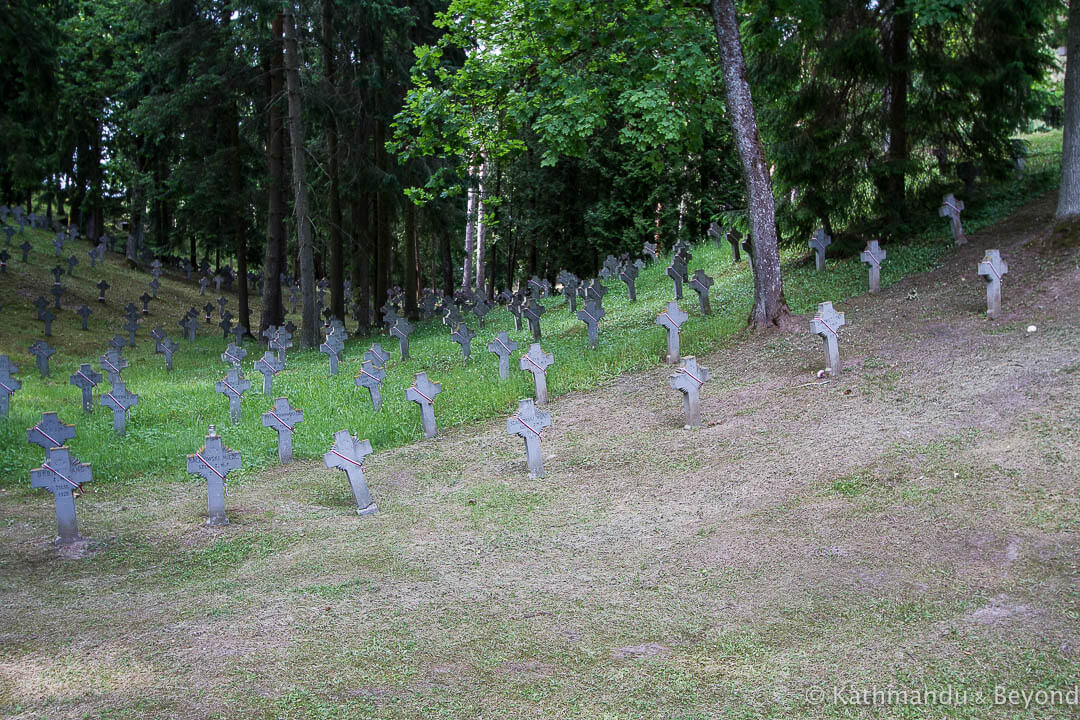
[{"left": 0, "top": 130, "right": 1062, "bottom": 489}]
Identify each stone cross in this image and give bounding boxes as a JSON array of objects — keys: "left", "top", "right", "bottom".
[
  {"left": 473, "top": 295, "right": 492, "bottom": 326},
  {"left": 519, "top": 343, "right": 554, "bottom": 404},
  {"left": 323, "top": 430, "right": 378, "bottom": 515},
  {"left": 140, "top": 292, "right": 152, "bottom": 315},
  {"left": 150, "top": 327, "right": 166, "bottom": 353},
  {"left": 667, "top": 256, "right": 686, "bottom": 299},
  {"left": 149, "top": 277, "right": 160, "bottom": 298},
  {"left": 214, "top": 275, "right": 223, "bottom": 292},
  {"left": 577, "top": 298, "right": 605, "bottom": 349},
  {"left": 96, "top": 279, "right": 110, "bottom": 303},
  {"left": 487, "top": 331, "right": 518, "bottom": 379},
  {"left": 123, "top": 313, "right": 139, "bottom": 347},
  {"left": 365, "top": 343, "right": 389, "bottom": 368},
  {"left": 183, "top": 260, "right": 192, "bottom": 279},
  {"left": 29, "top": 341, "right": 56, "bottom": 377},
  {"left": 354, "top": 360, "right": 386, "bottom": 411},
  {"left": 179, "top": 314, "right": 197, "bottom": 342},
  {"left": 0, "top": 355, "right": 21, "bottom": 417},
  {"left": 643, "top": 241, "right": 658, "bottom": 260},
  {"left": 51, "top": 265, "right": 64, "bottom": 285},
  {"left": 27, "top": 411, "right": 76, "bottom": 451},
  {"left": 655, "top": 302, "right": 688, "bottom": 363},
  {"left": 50, "top": 284, "right": 64, "bottom": 310},
  {"left": 199, "top": 277, "right": 209, "bottom": 296},
  {"left": 809, "top": 228, "right": 832, "bottom": 272},
  {"left": 162, "top": 337, "right": 178, "bottom": 371},
  {"left": 508, "top": 294, "right": 524, "bottom": 332},
  {"left": 66, "top": 255, "right": 77, "bottom": 276},
  {"left": 528, "top": 276, "right": 551, "bottom": 298},
  {"left": 99, "top": 348, "right": 128, "bottom": 385},
  {"left": 2, "top": 226, "right": 13, "bottom": 246},
  {"left": 860, "top": 240, "right": 887, "bottom": 294},
  {"left": 810, "top": 301, "right": 846, "bottom": 376},
  {"left": 221, "top": 342, "right": 247, "bottom": 368},
  {"left": 523, "top": 298, "right": 546, "bottom": 340},
  {"left": 689, "top": 269, "right": 714, "bottom": 315},
  {"left": 406, "top": 372, "right": 442, "bottom": 438},
  {"left": 272, "top": 326, "right": 293, "bottom": 362},
  {"left": 40, "top": 308, "right": 56, "bottom": 336},
  {"left": 217, "top": 296, "right": 228, "bottom": 316},
  {"left": 727, "top": 227, "right": 743, "bottom": 262},
  {"left": 69, "top": 364, "right": 102, "bottom": 413},
  {"left": 53, "top": 236, "right": 64, "bottom": 257},
  {"left": 382, "top": 302, "right": 401, "bottom": 329},
  {"left": 261, "top": 397, "right": 304, "bottom": 463},
  {"left": 261, "top": 325, "right": 279, "bottom": 349},
  {"left": 0, "top": 248, "right": 8, "bottom": 272},
  {"left": 187, "top": 426, "right": 241, "bottom": 527},
  {"left": 255, "top": 351, "right": 284, "bottom": 394},
  {"left": 581, "top": 279, "right": 608, "bottom": 303},
  {"left": 977, "top": 249, "right": 1008, "bottom": 319},
  {"left": 218, "top": 311, "right": 233, "bottom": 339},
  {"left": 600, "top": 255, "right": 621, "bottom": 280},
  {"left": 320, "top": 331, "right": 345, "bottom": 375},
  {"left": 669, "top": 357, "right": 709, "bottom": 428},
  {"left": 619, "top": 261, "right": 639, "bottom": 301},
  {"left": 506, "top": 398, "right": 551, "bottom": 477},
  {"left": 939, "top": 193, "right": 966, "bottom": 246},
  {"left": 216, "top": 368, "right": 250, "bottom": 423},
  {"left": 450, "top": 323, "right": 477, "bottom": 360},
  {"left": 390, "top": 317, "right": 413, "bottom": 360},
  {"left": 33, "top": 295, "right": 49, "bottom": 320},
  {"left": 31, "top": 447, "right": 94, "bottom": 544},
  {"left": 557, "top": 271, "right": 580, "bottom": 312},
  {"left": 100, "top": 380, "right": 139, "bottom": 435},
  {"left": 708, "top": 221, "right": 723, "bottom": 248}
]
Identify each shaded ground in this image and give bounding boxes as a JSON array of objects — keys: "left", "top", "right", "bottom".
[{"left": 1, "top": 193, "right": 1078, "bottom": 718}]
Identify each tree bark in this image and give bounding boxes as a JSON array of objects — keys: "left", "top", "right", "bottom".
[
  {"left": 322, "top": 0, "right": 345, "bottom": 321},
  {"left": 374, "top": 122, "right": 392, "bottom": 317},
  {"left": 880, "top": 0, "right": 910, "bottom": 226},
  {"left": 283, "top": 8, "right": 318, "bottom": 348},
  {"left": 349, "top": 193, "right": 371, "bottom": 333},
  {"left": 440, "top": 227, "right": 454, "bottom": 296},
  {"left": 462, "top": 163, "right": 478, "bottom": 289},
  {"left": 260, "top": 11, "right": 286, "bottom": 333},
  {"left": 1057, "top": 0, "right": 1080, "bottom": 220},
  {"left": 404, "top": 200, "right": 418, "bottom": 319},
  {"left": 475, "top": 155, "right": 487, "bottom": 291},
  {"left": 711, "top": 0, "right": 789, "bottom": 329}
]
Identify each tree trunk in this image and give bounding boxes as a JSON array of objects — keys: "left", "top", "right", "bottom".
[
  {"left": 1057, "top": 0, "right": 1080, "bottom": 221},
  {"left": 322, "top": 0, "right": 345, "bottom": 321},
  {"left": 283, "top": 8, "right": 318, "bottom": 348},
  {"left": 260, "top": 11, "right": 286, "bottom": 333},
  {"left": 349, "top": 193, "right": 371, "bottom": 333},
  {"left": 374, "top": 122, "right": 392, "bottom": 317},
  {"left": 711, "top": 0, "right": 789, "bottom": 329},
  {"left": 462, "top": 163, "right": 478, "bottom": 289},
  {"left": 475, "top": 155, "right": 487, "bottom": 292},
  {"left": 404, "top": 201, "right": 419, "bottom": 319},
  {"left": 440, "top": 228, "right": 454, "bottom": 296},
  {"left": 881, "top": 0, "right": 910, "bottom": 226}
]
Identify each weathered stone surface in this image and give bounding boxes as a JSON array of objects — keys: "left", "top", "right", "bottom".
[
  {"left": 323, "top": 430, "right": 377, "bottom": 515},
  {"left": 860, "top": 240, "right": 887, "bottom": 294},
  {"left": 487, "top": 331, "right": 518, "bottom": 380},
  {"left": 939, "top": 193, "right": 966, "bottom": 246},
  {"left": 405, "top": 372, "right": 441, "bottom": 438},
  {"left": 977, "top": 249, "right": 1008, "bottom": 320},
  {"left": 69, "top": 364, "right": 102, "bottom": 413},
  {"left": 669, "top": 356, "right": 709, "bottom": 428},
  {"left": 809, "top": 228, "right": 832, "bottom": 272},
  {"left": 354, "top": 360, "right": 386, "bottom": 411},
  {"left": 506, "top": 398, "right": 551, "bottom": 477},
  {"left": 655, "top": 302, "right": 688, "bottom": 364},
  {"left": 810, "top": 301, "right": 846, "bottom": 376},
  {"left": 519, "top": 343, "right": 554, "bottom": 405},
  {"left": 100, "top": 380, "right": 138, "bottom": 435},
  {"left": 261, "top": 397, "right": 304, "bottom": 464},
  {"left": 216, "top": 368, "right": 250, "bottom": 424},
  {"left": 187, "top": 426, "right": 241, "bottom": 527},
  {"left": 31, "top": 446, "right": 93, "bottom": 544}
]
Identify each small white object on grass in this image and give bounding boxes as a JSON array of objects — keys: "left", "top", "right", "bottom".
[{"left": 1026, "top": 325, "right": 1037, "bottom": 333}]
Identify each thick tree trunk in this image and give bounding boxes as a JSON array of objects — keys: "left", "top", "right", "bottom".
[
  {"left": 711, "top": 0, "right": 789, "bottom": 329},
  {"left": 404, "top": 201, "right": 418, "bottom": 320},
  {"left": 322, "top": 0, "right": 345, "bottom": 321},
  {"left": 260, "top": 11, "right": 286, "bottom": 333},
  {"left": 374, "top": 122, "right": 392, "bottom": 316},
  {"left": 1057, "top": 0, "right": 1080, "bottom": 220},
  {"left": 462, "top": 163, "right": 478, "bottom": 289},
  {"left": 284, "top": 8, "right": 318, "bottom": 348},
  {"left": 475, "top": 156, "right": 487, "bottom": 291},
  {"left": 880, "top": 0, "right": 910, "bottom": 226},
  {"left": 349, "top": 193, "right": 371, "bottom": 333}
]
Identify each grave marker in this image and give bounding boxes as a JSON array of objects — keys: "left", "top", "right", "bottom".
[
  {"left": 619, "top": 261, "right": 639, "bottom": 301},
  {"left": 29, "top": 341, "right": 56, "bottom": 377},
  {"left": 40, "top": 308, "right": 55, "bottom": 336},
  {"left": 577, "top": 298, "right": 605, "bottom": 349},
  {"left": 354, "top": 360, "right": 386, "bottom": 411},
  {"left": 231, "top": 324, "right": 248, "bottom": 346},
  {"left": 390, "top": 317, "right": 413, "bottom": 360},
  {"left": 261, "top": 397, "right": 304, "bottom": 463},
  {"left": 450, "top": 323, "right": 477, "bottom": 360},
  {"left": 977, "top": 249, "right": 1008, "bottom": 319},
  {"left": 66, "top": 255, "right": 77, "bottom": 276},
  {"left": 100, "top": 380, "right": 139, "bottom": 435},
  {"left": 643, "top": 241, "right": 659, "bottom": 260},
  {"left": 216, "top": 368, "right": 250, "bottom": 423},
  {"left": 365, "top": 343, "right": 389, "bottom": 368},
  {"left": 860, "top": 240, "right": 887, "bottom": 294},
  {"left": 187, "top": 426, "right": 241, "bottom": 527},
  {"left": 669, "top": 357, "right": 709, "bottom": 428},
  {"left": 149, "top": 277, "right": 160, "bottom": 299},
  {"left": 506, "top": 398, "right": 551, "bottom": 477},
  {"left": 557, "top": 270, "right": 580, "bottom": 312},
  {"left": 140, "top": 292, "right": 152, "bottom": 314},
  {"left": 405, "top": 372, "right": 442, "bottom": 438},
  {"left": 199, "top": 276, "right": 209, "bottom": 295},
  {"left": 523, "top": 298, "right": 546, "bottom": 340},
  {"left": 519, "top": 343, "right": 554, "bottom": 404},
  {"left": 99, "top": 348, "right": 128, "bottom": 384},
  {"left": 19, "top": 240, "right": 31, "bottom": 262},
  {"left": 255, "top": 352, "right": 284, "bottom": 394},
  {"left": 487, "top": 331, "right": 518, "bottom": 379},
  {"left": 96, "top": 279, "right": 110, "bottom": 303},
  {"left": 323, "top": 430, "right": 378, "bottom": 515},
  {"left": 655, "top": 301, "right": 688, "bottom": 363},
  {"left": 0, "top": 249, "right": 8, "bottom": 272},
  {"left": 50, "top": 284, "right": 64, "bottom": 310},
  {"left": 810, "top": 301, "right": 846, "bottom": 376},
  {"left": 150, "top": 327, "right": 166, "bottom": 353},
  {"left": 0, "top": 356, "right": 21, "bottom": 417},
  {"left": 31, "top": 447, "right": 93, "bottom": 544},
  {"left": 688, "top": 269, "right": 714, "bottom": 315},
  {"left": 809, "top": 228, "right": 832, "bottom": 272},
  {"left": 69, "top": 364, "right": 103, "bottom": 413},
  {"left": 272, "top": 326, "right": 293, "bottom": 362},
  {"left": 939, "top": 193, "right": 966, "bottom": 246},
  {"left": 162, "top": 337, "right": 178, "bottom": 370},
  {"left": 218, "top": 311, "right": 233, "bottom": 339},
  {"left": 221, "top": 342, "right": 247, "bottom": 368},
  {"left": 27, "top": 411, "right": 76, "bottom": 451},
  {"left": 667, "top": 256, "right": 687, "bottom": 299}
]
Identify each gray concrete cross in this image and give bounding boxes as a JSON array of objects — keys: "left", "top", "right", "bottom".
[
  {"left": 390, "top": 317, "right": 413, "bottom": 360},
  {"left": 809, "top": 228, "right": 832, "bottom": 272},
  {"left": 354, "top": 360, "right": 386, "bottom": 411},
  {"left": 323, "top": 429, "right": 377, "bottom": 515},
  {"left": 655, "top": 301, "right": 688, "bottom": 364},
  {"left": 619, "top": 261, "right": 639, "bottom": 302},
  {"left": 96, "top": 279, "right": 109, "bottom": 303},
  {"left": 860, "top": 240, "right": 887, "bottom": 294},
  {"left": 100, "top": 380, "right": 138, "bottom": 435},
  {"left": 365, "top": 343, "right": 389, "bottom": 368},
  {"left": 977, "top": 249, "right": 1008, "bottom": 319},
  {"left": 0, "top": 355, "right": 21, "bottom": 417},
  {"left": 162, "top": 337, "right": 178, "bottom": 370},
  {"left": 31, "top": 447, "right": 93, "bottom": 544},
  {"left": 450, "top": 323, "right": 477, "bottom": 360},
  {"left": 69, "top": 364, "right": 102, "bottom": 413},
  {"left": 577, "top": 298, "right": 605, "bottom": 349},
  {"left": 506, "top": 398, "right": 551, "bottom": 477},
  {"left": 810, "top": 301, "right": 846, "bottom": 376},
  {"left": 272, "top": 326, "right": 293, "bottom": 362},
  {"left": 27, "top": 411, "right": 76, "bottom": 451},
  {"left": 262, "top": 397, "right": 304, "bottom": 463},
  {"left": 320, "top": 331, "right": 345, "bottom": 375},
  {"left": 519, "top": 343, "right": 554, "bottom": 405},
  {"left": 669, "top": 357, "right": 709, "bottom": 428},
  {"left": 667, "top": 256, "right": 687, "bottom": 299},
  {"left": 99, "top": 348, "right": 128, "bottom": 385},
  {"left": 29, "top": 341, "right": 56, "bottom": 377},
  {"left": 187, "top": 427, "right": 241, "bottom": 527},
  {"left": 255, "top": 351, "right": 284, "bottom": 394},
  {"left": 221, "top": 342, "right": 247, "bottom": 368},
  {"left": 523, "top": 298, "right": 546, "bottom": 340},
  {"left": 939, "top": 193, "right": 966, "bottom": 246},
  {"left": 216, "top": 368, "right": 250, "bottom": 424},
  {"left": 487, "top": 331, "right": 518, "bottom": 380},
  {"left": 689, "top": 269, "right": 714, "bottom": 315},
  {"left": 406, "top": 372, "right": 442, "bottom": 438}
]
